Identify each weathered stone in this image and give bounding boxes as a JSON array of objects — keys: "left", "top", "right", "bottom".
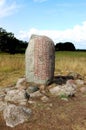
[
  {"left": 30, "top": 91, "right": 43, "bottom": 98},
  {"left": 25, "top": 34, "right": 55, "bottom": 85},
  {"left": 15, "top": 78, "right": 26, "bottom": 89},
  {"left": 5, "top": 89, "right": 27, "bottom": 104},
  {"left": 0, "top": 87, "right": 15, "bottom": 100},
  {"left": 75, "top": 79, "right": 84, "bottom": 85},
  {"left": 3, "top": 104, "right": 32, "bottom": 127},
  {"left": 0, "top": 90, "right": 6, "bottom": 100},
  {"left": 49, "top": 80, "right": 77, "bottom": 97},
  {"left": 26, "top": 86, "right": 39, "bottom": 94},
  {"left": 0, "top": 101, "right": 7, "bottom": 111},
  {"left": 49, "top": 85, "right": 61, "bottom": 96},
  {"left": 62, "top": 80, "right": 77, "bottom": 96}
]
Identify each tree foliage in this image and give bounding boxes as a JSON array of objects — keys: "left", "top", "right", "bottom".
[
  {"left": 0, "top": 27, "right": 28, "bottom": 54},
  {"left": 0, "top": 27, "right": 76, "bottom": 53},
  {"left": 55, "top": 42, "right": 76, "bottom": 51}
]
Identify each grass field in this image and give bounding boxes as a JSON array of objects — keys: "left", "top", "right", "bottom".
[
  {"left": 0, "top": 51, "right": 86, "bottom": 87},
  {"left": 0, "top": 51, "right": 86, "bottom": 130},
  {"left": 55, "top": 51, "right": 86, "bottom": 76}
]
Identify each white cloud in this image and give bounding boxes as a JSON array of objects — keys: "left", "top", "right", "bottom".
[
  {"left": 17, "top": 21, "right": 86, "bottom": 49},
  {"left": 0, "top": 0, "right": 20, "bottom": 18},
  {"left": 0, "top": 0, "right": 5, "bottom": 6}
]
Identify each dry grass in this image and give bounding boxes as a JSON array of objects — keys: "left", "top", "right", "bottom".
[
  {"left": 0, "top": 53, "right": 25, "bottom": 87},
  {"left": 55, "top": 51, "right": 86, "bottom": 77},
  {"left": 0, "top": 51, "right": 86, "bottom": 87}
]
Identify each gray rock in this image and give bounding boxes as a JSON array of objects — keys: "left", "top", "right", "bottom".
[
  {"left": 15, "top": 78, "right": 26, "bottom": 89},
  {"left": 65, "top": 80, "right": 77, "bottom": 96},
  {"left": 5, "top": 89, "right": 27, "bottom": 104},
  {"left": 49, "top": 80, "right": 77, "bottom": 97},
  {"left": 0, "top": 101, "right": 7, "bottom": 111},
  {"left": 0, "top": 90, "right": 6, "bottom": 100},
  {"left": 75, "top": 79, "right": 84, "bottom": 85},
  {"left": 30, "top": 91, "right": 43, "bottom": 98},
  {"left": 49, "top": 85, "right": 61, "bottom": 96},
  {"left": 3, "top": 104, "right": 32, "bottom": 127},
  {"left": 26, "top": 86, "right": 39, "bottom": 93},
  {"left": 0, "top": 87, "right": 15, "bottom": 100},
  {"left": 25, "top": 34, "right": 55, "bottom": 85}
]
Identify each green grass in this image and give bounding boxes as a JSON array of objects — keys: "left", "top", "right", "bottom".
[{"left": 55, "top": 51, "right": 86, "bottom": 57}]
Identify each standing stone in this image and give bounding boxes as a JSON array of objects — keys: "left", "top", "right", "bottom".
[{"left": 25, "top": 34, "right": 55, "bottom": 85}]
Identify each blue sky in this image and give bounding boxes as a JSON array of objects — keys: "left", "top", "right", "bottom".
[{"left": 0, "top": 0, "right": 86, "bottom": 49}]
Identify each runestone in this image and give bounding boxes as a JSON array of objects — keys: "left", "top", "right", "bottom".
[{"left": 25, "top": 34, "right": 55, "bottom": 85}]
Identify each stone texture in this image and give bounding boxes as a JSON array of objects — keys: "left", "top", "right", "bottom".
[
  {"left": 3, "top": 104, "right": 32, "bottom": 127},
  {"left": 75, "top": 79, "right": 84, "bottom": 85},
  {"left": 15, "top": 78, "right": 26, "bottom": 90},
  {"left": 1, "top": 71, "right": 84, "bottom": 128},
  {"left": 0, "top": 101, "right": 7, "bottom": 112},
  {"left": 5, "top": 89, "right": 27, "bottom": 104},
  {"left": 25, "top": 34, "right": 55, "bottom": 85},
  {"left": 49, "top": 80, "right": 77, "bottom": 97},
  {"left": 30, "top": 91, "right": 43, "bottom": 98},
  {"left": 0, "top": 89, "right": 6, "bottom": 100},
  {"left": 26, "top": 86, "right": 39, "bottom": 94}
]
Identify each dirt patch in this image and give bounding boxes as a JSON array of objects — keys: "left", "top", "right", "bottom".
[{"left": 0, "top": 90, "right": 86, "bottom": 130}]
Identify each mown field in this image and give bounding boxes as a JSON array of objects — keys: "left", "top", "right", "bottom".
[{"left": 0, "top": 51, "right": 86, "bottom": 87}]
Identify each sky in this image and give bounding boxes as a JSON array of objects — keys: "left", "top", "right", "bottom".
[{"left": 0, "top": 0, "right": 86, "bottom": 49}]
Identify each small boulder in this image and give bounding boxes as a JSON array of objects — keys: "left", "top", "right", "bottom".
[
  {"left": 5, "top": 89, "right": 27, "bottom": 104},
  {"left": 30, "top": 91, "right": 43, "bottom": 98},
  {"left": 49, "top": 86, "right": 61, "bottom": 96},
  {"left": 75, "top": 79, "right": 84, "bottom": 86},
  {"left": 26, "top": 86, "right": 39, "bottom": 94},
  {"left": 3, "top": 104, "right": 32, "bottom": 127},
  {"left": 49, "top": 80, "right": 77, "bottom": 97}
]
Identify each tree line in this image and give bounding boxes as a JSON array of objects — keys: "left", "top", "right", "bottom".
[
  {"left": 0, "top": 27, "right": 77, "bottom": 54},
  {"left": 0, "top": 27, "right": 28, "bottom": 54}
]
